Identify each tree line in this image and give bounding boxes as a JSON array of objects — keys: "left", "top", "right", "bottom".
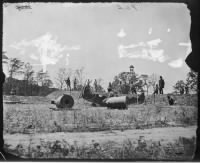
[
  {"left": 3, "top": 57, "right": 87, "bottom": 96},
  {"left": 3, "top": 56, "right": 197, "bottom": 96},
  {"left": 173, "top": 70, "right": 198, "bottom": 94}
]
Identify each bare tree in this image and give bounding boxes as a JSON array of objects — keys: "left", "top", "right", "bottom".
[
  {"left": 147, "top": 73, "right": 159, "bottom": 92},
  {"left": 74, "top": 67, "right": 85, "bottom": 88},
  {"left": 55, "top": 68, "right": 67, "bottom": 89},
  {"left": 23, "top": 63, "right": 34, "bottom": 95},
  {"left": 54, "top": 68, "right": 73, "bottom": 89},
  {"left": 96, "top": 78, "right": 105, "bottom": 92},
  {"left": 23, "top": 63, "right": 34, "bottom": 82}
]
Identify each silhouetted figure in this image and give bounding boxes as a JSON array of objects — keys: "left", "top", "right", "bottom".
[
  {"left": 153, "top": 84, "right": 159, "bottom": 95},
  {"left": 185, "top": 85, "right": 189, "bottom": 94},
  {"left": 94, "top": 79, "right": 98, "bottom": 92},
  {"left": 167, "top": 95, "right": 175, "bottom": 105},
  {"left": 65, "top": 77, "right": 71, "bottom": 91},
  {"left": 180, "top": 87, "right": 184, "bottom": 95},
  {"left": 107, "top": 82, "right": 112, "bottom": 92},
  {"left": 73, "top": 78, "right": 77, "bottom": 91},
  {"left": 159, "top": 76, "right": 165, "bottom": 94},
  {"left": 131, "top": 85, "right": 137, "bottom": 94},
  {"left": 87, "top": 79, "right": 92, "bottom": 87}
]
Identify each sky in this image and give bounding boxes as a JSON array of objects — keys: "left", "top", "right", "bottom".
[{"left": 3, "top": 3, "right": 191, "bottom": 93}]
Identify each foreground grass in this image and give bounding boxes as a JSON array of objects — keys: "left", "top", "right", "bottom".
[{"left": 4, "top": 136, "right": 195, "bottom": 160}]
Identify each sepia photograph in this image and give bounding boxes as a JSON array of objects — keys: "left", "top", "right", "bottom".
[{"left": 1, "top": 2, "right": 198, "bottom": 160}]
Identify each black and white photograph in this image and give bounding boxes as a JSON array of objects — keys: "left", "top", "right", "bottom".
[{"left": 1, "top": 2, "right": 199, "bottom": 160}]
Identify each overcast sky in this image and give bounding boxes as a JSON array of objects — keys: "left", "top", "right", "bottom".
[{"left": 3, "top": 3, "right": 191, "bottom": 93}]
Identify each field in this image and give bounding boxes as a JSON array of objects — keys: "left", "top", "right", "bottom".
[{"left": 3, "top": 91, "right": 198, "bottom": 160}]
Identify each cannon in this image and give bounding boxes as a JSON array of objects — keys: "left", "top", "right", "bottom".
[
  {"left": 104, "top": 96, "right": 127, "bottom": 109},
  {"left": 51, "top": 94, "right": 74, "bottom": 109}
]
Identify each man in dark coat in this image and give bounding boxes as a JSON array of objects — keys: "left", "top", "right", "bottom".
[
  {"left": 65, "top": 77, "right": 71, "bottom": 91},
  {"left": 94, "top": 79, "right": 98, "bottom": 92},
  {"left": 107, "top": 82, "right": 112, "bottom": 92},
  {"left": 159, "top": 76, "right": 165, "bottom": 94}
]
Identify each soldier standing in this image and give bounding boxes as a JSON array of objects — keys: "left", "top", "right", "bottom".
[
  {"left": 185, "top": 85, "right": 189, "bottom": 94},
  {"left": 65, "top": 77, "right": 71, "bottom": 92},
  {"left": 107, "top": 82, "right": 112, "bottom": 92},
  {"left": 94, "top": 79, "right": 98, "bottom": 92},
  {"left": 73, "top": 78, "right": 77, "bottom": 91},
  {"left": 159, "top": 76, "right": 165, "bottom": 94}
]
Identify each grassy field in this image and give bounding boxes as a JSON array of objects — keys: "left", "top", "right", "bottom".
[
  {"left": 3, "top": 92, "right": 198, "bottom": 160},
  {"left": 3, "top": 103, "right": 197, "bottom": 133}
]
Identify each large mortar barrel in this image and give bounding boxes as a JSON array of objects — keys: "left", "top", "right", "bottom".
[
  {"left": 105, "top": 96, "right": 127, "bottom": 109},
  {"left": 51, "top": 94, "right": 74, "bottom": 109}
]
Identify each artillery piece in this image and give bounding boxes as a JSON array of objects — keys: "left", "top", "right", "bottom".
[{"left": 51, "top": 94, "right": 74, "bottom": 110}]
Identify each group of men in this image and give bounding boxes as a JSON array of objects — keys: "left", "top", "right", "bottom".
[
  {"left": 153, "top": 76, "right": 165, "bottom": 95},
  {"left": 65, "top": 77, "right": 77, "bottom": 91}
]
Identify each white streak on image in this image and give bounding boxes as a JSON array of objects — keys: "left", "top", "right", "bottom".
[
  {"left": 148, "top": 49, "right": 166, "bottom": 62},
  {"left": 179, "top": 42, "right": 192, "bottom": 55},
  {"left": 168, "top": 58, "right": 183, "bottom": 68},
  {"left": 118, "top": 44, "right": 167, "bottom": 63},
  {"left": 147, "top": 38, "right": 162, "bottom": 48},
  {"left": 148, "top": 27, "right": 152, "bottom": 35},
  {"left": 10, "top": 33, "right": 80, "bottom": 72},
  {"left": 117, "top": 28, "right": 126, "bottom": 38},
  {"left": 118, "top": 38, "right": 166, "bottom": 63}
]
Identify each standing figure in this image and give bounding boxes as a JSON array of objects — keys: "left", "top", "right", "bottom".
[
  {"left": 107, "top": 82, "right": 112, "bottom": 92},
  {"left": 153, "top": 84, "right": 159, "bottom": 95},
  {"left": 65, "top": 77, "right": 71, "bottom": 92},
  {"left": 131, "top": 85, "right": 137, "bottom": 94},
  {"left": 159, "top": 76, "right": 165, "bottom": 94},
  {"left": 94, "top": 79, "right": 98, "bottom": 92},
  {"left": 180, "top": 87, "right": 184, "bottom": 95},
  {"left": 73, "top": 78, "right": 77, "bottom": 91},
  {"left": 185, "top": 85, "right": 189, "bottom": 94}
]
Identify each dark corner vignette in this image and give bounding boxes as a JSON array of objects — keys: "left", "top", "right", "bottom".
[{"left": 0, "top": 0, "right": 200, "bottom": 161}]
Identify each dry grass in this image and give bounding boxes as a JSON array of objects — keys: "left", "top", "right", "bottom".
[
  {"left": 3, "top": 102, "right": 197, "bottom": 134},
  {"left": 3, "top": 94, "right": 197, "bottom": 160},
  {"left": 4, "top": 136, "right": 195, "bottom": 160}
]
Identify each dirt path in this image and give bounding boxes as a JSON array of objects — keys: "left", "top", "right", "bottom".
[{"left": 4, "top": 126, "right": 196, "bottom": 149}]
